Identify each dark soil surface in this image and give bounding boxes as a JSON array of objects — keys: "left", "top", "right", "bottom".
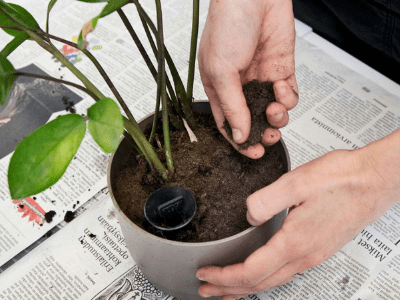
[
  {"left": 224, "top": 80, "right": 276, "bottom": 149},
  {"left": 112, "top": 112, "right": 286, "bottom": 243}
]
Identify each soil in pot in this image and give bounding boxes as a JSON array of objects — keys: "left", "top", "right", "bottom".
[{"left": 112, "top": 81, "right": 286, "bottom": 243}]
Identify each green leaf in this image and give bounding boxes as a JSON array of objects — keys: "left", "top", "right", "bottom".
[
  {"left": 87, "top": 97, "right": 123, "bottom": 153},
  {"left": 0, "top": 31, "right": 28, "bottom": 57},
  {"left": 0, "top": 53, "right": 16, "bottom": 105},
  {"left": 8, "top": 114, "right": 86, "bottom": 199},
  {"left": 0, "top": 2, "right": 39, "bottom": 36},
  {"left": 97, "top": 0, "right": 130, "bottom": 18},
  {"left": 46, "top": 0, "right": 58, "bottom": 33},
  {"left": 77, "top": 0, "right": 129, "bottom": 49}
]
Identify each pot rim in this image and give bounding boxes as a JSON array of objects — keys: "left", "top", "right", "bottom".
[{"left": 107, "top": 100, "right": 290, "bottom": 247}]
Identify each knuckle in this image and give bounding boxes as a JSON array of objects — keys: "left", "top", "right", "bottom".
[
  {"left": 219, "top": 102, "right": 239, "bottom": 119},
  {"left": 252, "top": 284, "right": 268, "bottom": 294},
  {"left": 202, "top": 57, "right": 228, "bottom": 81},
  {"left": 240, "top": 276, "right": 259, "bottom": 288},
  {"left": 239, "top": 263, "right": 262, "bottom": 287},
  {"left": 278, "top": 222, "right": 310, "bottom": 258},
  {"left": 306, "top": 253, "right": 327, "bottom": 268}
]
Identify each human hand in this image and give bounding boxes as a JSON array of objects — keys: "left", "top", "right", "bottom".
[
  {"left": 196, "top": 140, "right": 400, "bottom": 299},
  {"left": 198, "top": 0, "right": 298, "bottom": 159}
]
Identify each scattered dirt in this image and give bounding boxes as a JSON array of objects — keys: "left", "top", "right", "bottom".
[
  {"left": 224, "top": 80, "right": 276, "bottom": 149},
  {"left": 64, "top": 211, "right": 75, "bottom": 223},
  {"left": 112, "top": 111, "right": 287, "bottom": 243},
  {"left": 45, "top": 210, "right": 56, "bottom": 223}
]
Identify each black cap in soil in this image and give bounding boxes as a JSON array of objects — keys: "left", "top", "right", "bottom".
[{"left": 144, "top": 186, "right": 196, "bottom": 232}]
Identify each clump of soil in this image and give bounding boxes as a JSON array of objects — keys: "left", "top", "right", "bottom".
[
  {"left": 45, "top": 210, "right": 56, "bottom": 223},
  {"left": 224, "top": 80, "right": 276, "bottom": 149},
  {"left": 64, "top": 211, "right": 75, "bottom": 223},
  {"left": 112, "top": 112, "right": 286, "bottom": 243}
]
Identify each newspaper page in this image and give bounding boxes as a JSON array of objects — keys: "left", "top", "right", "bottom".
[
  {"left": 0, "top": 193, "right": 176, "bottom": 300},
  {"left": 1, "top": 0, "right": 400, "bottom": 300}
]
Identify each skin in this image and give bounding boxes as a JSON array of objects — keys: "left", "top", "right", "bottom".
[
  {"left": 197, "top": 0, "right": 400, "bottom": 299},
  {"left": 198, "top": 0, "right": 298, "bottom": 159}
]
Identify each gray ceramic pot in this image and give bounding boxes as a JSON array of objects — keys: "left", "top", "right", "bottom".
[{"left": 107, "top": 101, "right": 290, "bottom": 300}]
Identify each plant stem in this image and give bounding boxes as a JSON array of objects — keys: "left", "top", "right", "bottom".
[
  {"left": 0, "top": 24, "right": 23, "bottom": 31},
  {"left": 149, "top": 66, "right": 162, "bottom": 143},
  {"left": 15, "top": 72, "right": 99, "bottom": 100},
  {"left": 187, "top": 0, "right": 200, "bottom": 104},
  {"left": 133, "top": 0, "right": 196, "bottom": 128},
  {"left": 43, "top": 32, "right": 138, "bottom": 128},
  {"left": 155, "top": 0, "right": 174, "bottom": 175},
  {"left": 117, "top": 8, "right": 182, "bottom": 128},
  {"left": 24, "top": 30, "right": 104, "bottom": 101},
  {"left": 0, "top": 6, "right": 170, "bottom": 181},
  {"left": 0, "top": 7, "right": 101, "bottom": 100},
  {"left": 123, "top": 117, "right": 169, "bottom": 181}
]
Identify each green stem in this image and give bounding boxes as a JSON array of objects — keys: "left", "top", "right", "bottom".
[
  {"left": 155, "top": 0, "right": 174, "bottom": 174},
  {"left": 0, "top": 5, "right": 170, "bottom": 181},
  {"left": 0, "top": 24, "right": 23, "bottom": 31},
  {"left": 118, "top": 8, "right": 182, "bottom": 125},
  {"left": 0, "top": 7, "right": 102, "bottom": 101},
  {"left": 123, "top": 117, "right": 169, "bottom": 181},
  {"left": 149, "top": 67, "right": 162, "bottom": 143},
  {"left": 15, "top": 72, "right": 99, "bottom": 100},
  {"left": 137, "top": 12, "right": 182, "bottom": 117},
  {"left": 187, "top": 0, "right": 200, "bottom": 104},
  {"left": 43, "top": 32, "right": 138, "bottom": 127},
  {"left": 134, "top": 0, "right": 195, "bottom": 128},
  {"left": 24, "top": 30, "right": 104, "bottom": 100}
]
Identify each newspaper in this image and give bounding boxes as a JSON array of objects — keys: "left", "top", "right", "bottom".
[
  {"left": 0, "top": 193, "right": 175, "bottom": 300},
  {"left": 0, "top": 0, "right": 400, "bottom": 299},
  {"left": 0, "top": 0, "right": 211, "bottom": 268}
]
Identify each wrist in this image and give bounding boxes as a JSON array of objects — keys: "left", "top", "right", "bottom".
[{"left": 358, "top": 128, "right": 400, "bottom": 209}]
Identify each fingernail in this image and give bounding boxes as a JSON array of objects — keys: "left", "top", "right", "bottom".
[
  {"left": 232, "top": 128, "right": 242, "bottom": 143},
  {"left": 276, "top": 86, "right": 286, "bottom": 96},
  {"left": 199, "top": 291, "right": 211, "bottom": 298},
  {"left": 271, "top": 112, "right": 283, "bottom": 122},
  {"left": 246, "top": 211, "right": 258, "bottom": 226},
  {"left": 196, "top": 273, "right": 204, "bottom": 281}
]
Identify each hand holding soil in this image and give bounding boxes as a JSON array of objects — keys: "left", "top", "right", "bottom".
[
  {"left": 198, "top": 0, "right": 298, "bottom": 159},
  {"left": 197, "top": 131, "right": 400, "bottom": 298}
]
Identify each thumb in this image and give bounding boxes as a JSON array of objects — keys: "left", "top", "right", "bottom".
[
  {"left": 213, "top": 72, "right": 251, "bottom": 144},
  {"left": 246, "top": 173, "right": 296, "bottom": 226}
]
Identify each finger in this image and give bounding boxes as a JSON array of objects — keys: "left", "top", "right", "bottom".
[
  {"left": 208, "top": 94, "right": 266, "bottom": 159},
  {"left": 273, "top": 78, "right": 298, "bottom": 111},
  {"left": 261, "top": 128, "right": 281, "bottom": 146},
  {"left": 197, "top": 232, "right": 288, "bottom": 288},
  {"left": 222, "top": 294, "right": 249, "bottom": 300},
  {"left": 198, "top": 267, "right": 298, "bottom": 298},
  {"left": 198, "top": 282, "right": 254, "bottom": 298},
  {"left": 211, "top": 70, "right": 251, "bottom": 144},
  {"left": 237, "top": 143, "right": 265, "bottom": 159},
  {"left": 270, "top": 275, "right": 295, "bottom": 289},
  {"left": 254, "top": 257, "right": 310, "bottom": 290},
  {"left": 266, "top": 102, "right": 289, "bottom": 128},
  {"left": 246, "top": 175, "right": 296, "bottom": 226},
  {"left": 207, "top": 87, "right": 227, "bottom": 130}
]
